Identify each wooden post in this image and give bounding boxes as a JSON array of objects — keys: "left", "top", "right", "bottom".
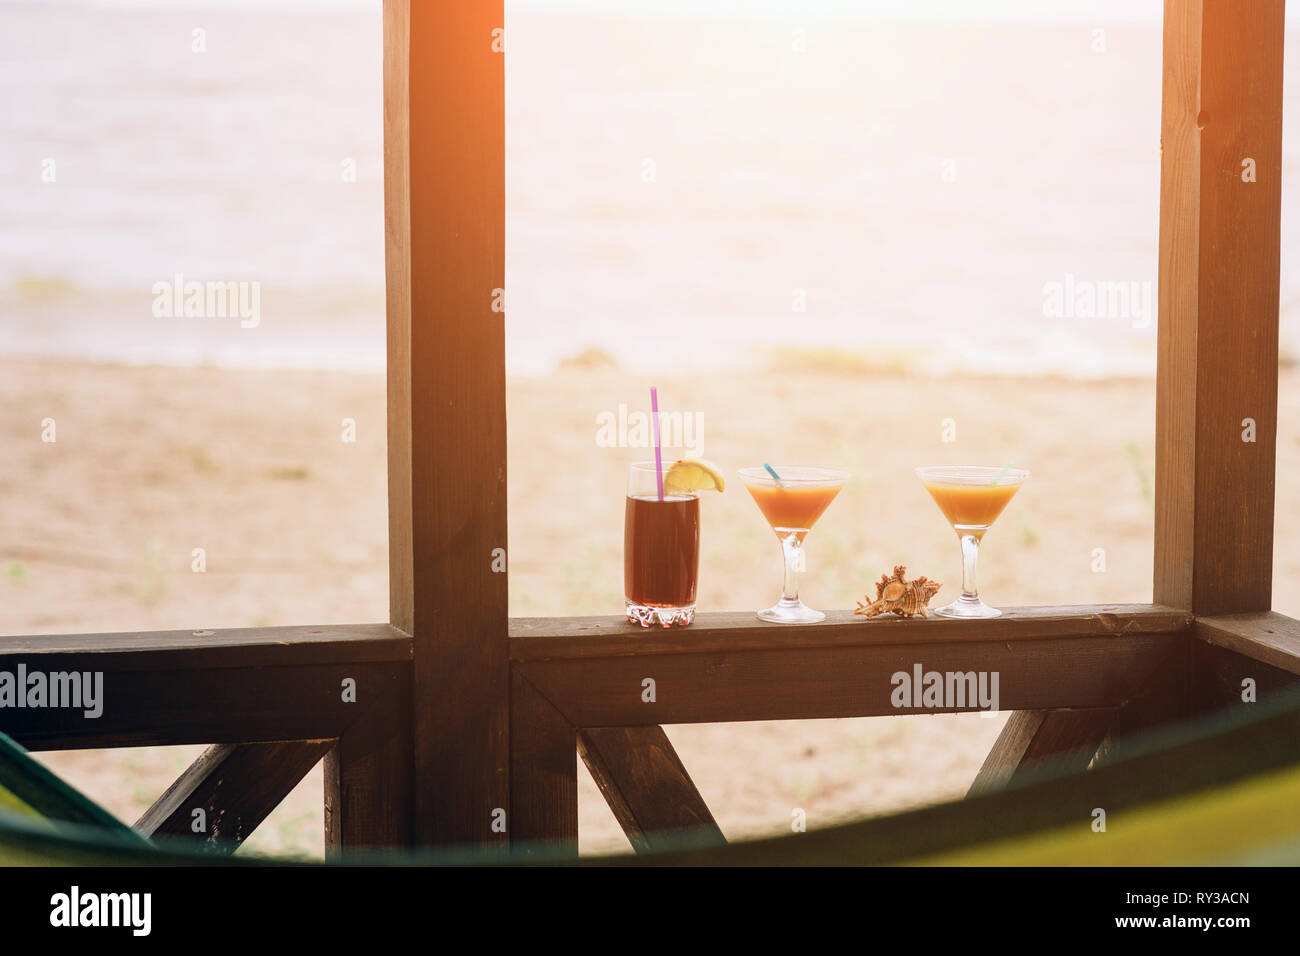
[
  {"left": 509, "top": 671, "right": 578, "bottom": 858},
  {"left": 384, "top": 0, "right": 509, "bottom": 847},
  {"left": 1155, "top": 0, "right": 1285, "bottom": 616},
  {"left": 325, "top": 679, "right": 414, "bottom": 854}
]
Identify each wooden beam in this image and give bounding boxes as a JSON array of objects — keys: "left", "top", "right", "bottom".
[
  {"left": 325, "top": 675, "right": 413, "bottom": 853},
  {"left": 1184, "top": 613, "right": 1300, "bottom": 736},
  {"left": 0, "top": 622, "right": 410, "bottom": 672},
  {"left": 1113, "top": 612, "right": 1300, "bottom": 751},
  {"left": 1155, "top": 0, "right": 1285, "bottom": 614},
  {"left": 1190, "top": 638, "right": 1299, "bottom": 716},
  {"left": 1154, "top": 0, "right": 1201, "bottom": 611},
  {"left": 1106, "top": 661, "right": 1191, "bottom": 759},
  {"left": 5, "top": 661, "right": 407, "bottom": 752},
  {"left": 510, "top": 604, "right": 1192, "bottom": 661},
  {"left": 136, "top": 740, "right": 332, "bottom": 851},
  {"left": 1195, "top": 612, "right": 1300, "bottom": 677},
  {"left": 968, "top": 709, "right": 1117, "bottom": 797},
  {"left": 518, "top": 631, "right": 1184, "bottom": 727},
  {"left": 578, "top": 726, "right": 724, "bottom": 852},
  {"left": 509, "top": 671, "right": 576, "bottom": 858},
  {"left": 384, "top": 0, "right": 509, "bottom": 849},
  {"left": 384, "top": 0, "right": 413, "bottom": 638}
]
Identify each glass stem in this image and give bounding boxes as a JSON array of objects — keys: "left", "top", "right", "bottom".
[
  {"left": 958, "top": 532, "right": 981, "bottom": 601},
  {"left": 780, "top": 532, "right": 804, "bottom": 603}
]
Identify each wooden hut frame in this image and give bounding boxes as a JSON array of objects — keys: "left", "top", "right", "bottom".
[{"left": 2, "top": 0, "right": 1297, "bottom": 857}]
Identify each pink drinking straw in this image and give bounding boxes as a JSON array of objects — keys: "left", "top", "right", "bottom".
[{"left": 650, "top": 386, "right": 665, "bottom": 501}]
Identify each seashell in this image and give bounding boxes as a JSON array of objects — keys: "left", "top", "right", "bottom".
[{"left": 854, "top": 565, "right": 942, "bottom": 619}]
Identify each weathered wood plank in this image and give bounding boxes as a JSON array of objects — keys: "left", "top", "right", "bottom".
[
  {"left": 1195, "top": 612, "right": 1300, "bottom": 677},
  {"left": 1113, "top": 613, "right": 1300, "bottom": 753},
  {"left": 578, "top": 726, "right": 724, "bottom": 852},
  {"left": 384, "top": 0, "right": 509, "bottom": 849},
  {"left": 1104, "top": 655, "right": 1191, "bottom": 761},
  {"left": 1179, "top": 611, "right": 1300, "bottom": 755},
  {"left": 509, "top": 671, "right": 577, "bottom": 858},
  {"left": 519, "top": 632, "right": 1183, "bottom": 727},
  {"left": 510, "top": 605, "right": 1191, "bottom": 661},
  {"left": 968, "top": 709, "right": 1117, "bottom": 797},
  {"left": 1189, "top": 639, "right": 1299, "bottom": 717},
  {"left": 324, "top": 674, "right": 414, "bottom": 854},
  {"left": 0, "top": 623, "right": 410, "bottom": 672},
  {"left": 5, "top": 661, "right": 407, "bottom": 752},
  {"left": 384, "top": 0, "right": 413, "bottom": 639},
  {"left": 136, "top": 740, "right": 332, "bottom": 851},
  {"left": 1154, "top": 0, "right": 1285, "bottom": 614},
  {"left": 1153, "top": 0, "right": 1201, "bottom": 611}
]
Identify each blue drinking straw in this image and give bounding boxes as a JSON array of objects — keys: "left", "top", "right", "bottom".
[{"left": 763, "top": 462, "right": 785, "bottom": 486}]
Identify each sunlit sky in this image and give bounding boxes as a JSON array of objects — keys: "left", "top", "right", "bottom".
[
  {"left": 30, "top": 0, "right": 1166, "bottom": 22},
  {"left": 510, "top": 0, "right": 1164, "bottom": 22}
]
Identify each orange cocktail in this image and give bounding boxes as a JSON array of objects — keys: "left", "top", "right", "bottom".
[
  {"left": 916, "top": 466, "right": 1028, "bottom": 619},
  {"left": 921, "top": 480, "right": 1020, "bottom": 535},
  {"left": 744, "top": 482, "right": 842, "bottom": 538},
  {"left": 739, "top": 466, "right": 849, "bottom": 624}
]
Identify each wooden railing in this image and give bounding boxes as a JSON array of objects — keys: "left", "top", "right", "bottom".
[
  {"left": 2, "top": 0, "right": 1297, "bottom": 860},
  {"left": 1, "top": 625, "right": 413, "bottom": 852},
  {"left": 508, "top": 605, "right": 1192, "bottom": 854},
  {"left": 3, "top": 606, "right": 1298, "bottom": 857}
]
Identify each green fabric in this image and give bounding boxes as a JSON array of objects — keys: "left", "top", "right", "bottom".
[
  {"left": 583, "top": 687, "right": 1300, "bottom": 866},
  {"left": 3, "top": 688, "right": 1300, "bottom": 866},
  {"left": 906, "top": 761, "right": 1300, "bottom": 866},
  {"left": 0, "top": 785, "right": 37, "bottom": 818},
  {"left": 0, "top": 731, "right": 146, "bottom": 842},
  {"left": 0, "top": 810, "right": 165, "bottom": 865}
]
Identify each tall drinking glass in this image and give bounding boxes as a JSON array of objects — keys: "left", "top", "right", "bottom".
[{"left": 624, "top": 461, "right": 700, "bottom": 627}]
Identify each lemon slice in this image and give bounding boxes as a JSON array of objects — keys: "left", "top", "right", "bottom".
[{"left": 664, "top": 459, "right": 725, "bottom": 494}]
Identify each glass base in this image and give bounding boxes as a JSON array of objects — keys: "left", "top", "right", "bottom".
[
  {"left": 626, "top": 602, "right": 695, "bottom": 628},
  {"left": 934, "top": 596, "right": 1001, "bottom": 619},
  {"left": 757, "top": 598, "right": 825, "bottom": 624}
]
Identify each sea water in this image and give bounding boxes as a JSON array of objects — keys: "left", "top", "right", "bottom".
[{"left": 4, "top": 1, "right": 1300, "bottom": 378}]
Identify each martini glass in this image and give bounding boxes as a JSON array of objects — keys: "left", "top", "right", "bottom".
[
  {"left": 916, "top": 465, "right": 1029, "bottom": 619},
  {"left": 739, "top": 466, "right": 849, "bottom": 624}
]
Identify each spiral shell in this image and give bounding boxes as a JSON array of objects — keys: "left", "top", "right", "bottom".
[{"left": 854, "top": 565, "right": 942, "bottom": 619}]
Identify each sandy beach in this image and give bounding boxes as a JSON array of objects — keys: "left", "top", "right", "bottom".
[{"left": 13, "top": 355, "right": 1300, "bottom": 856}]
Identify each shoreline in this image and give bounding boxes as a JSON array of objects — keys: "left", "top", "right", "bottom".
[{"left": 0, "top": 346, "right": 1165, "bottom": 383}]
